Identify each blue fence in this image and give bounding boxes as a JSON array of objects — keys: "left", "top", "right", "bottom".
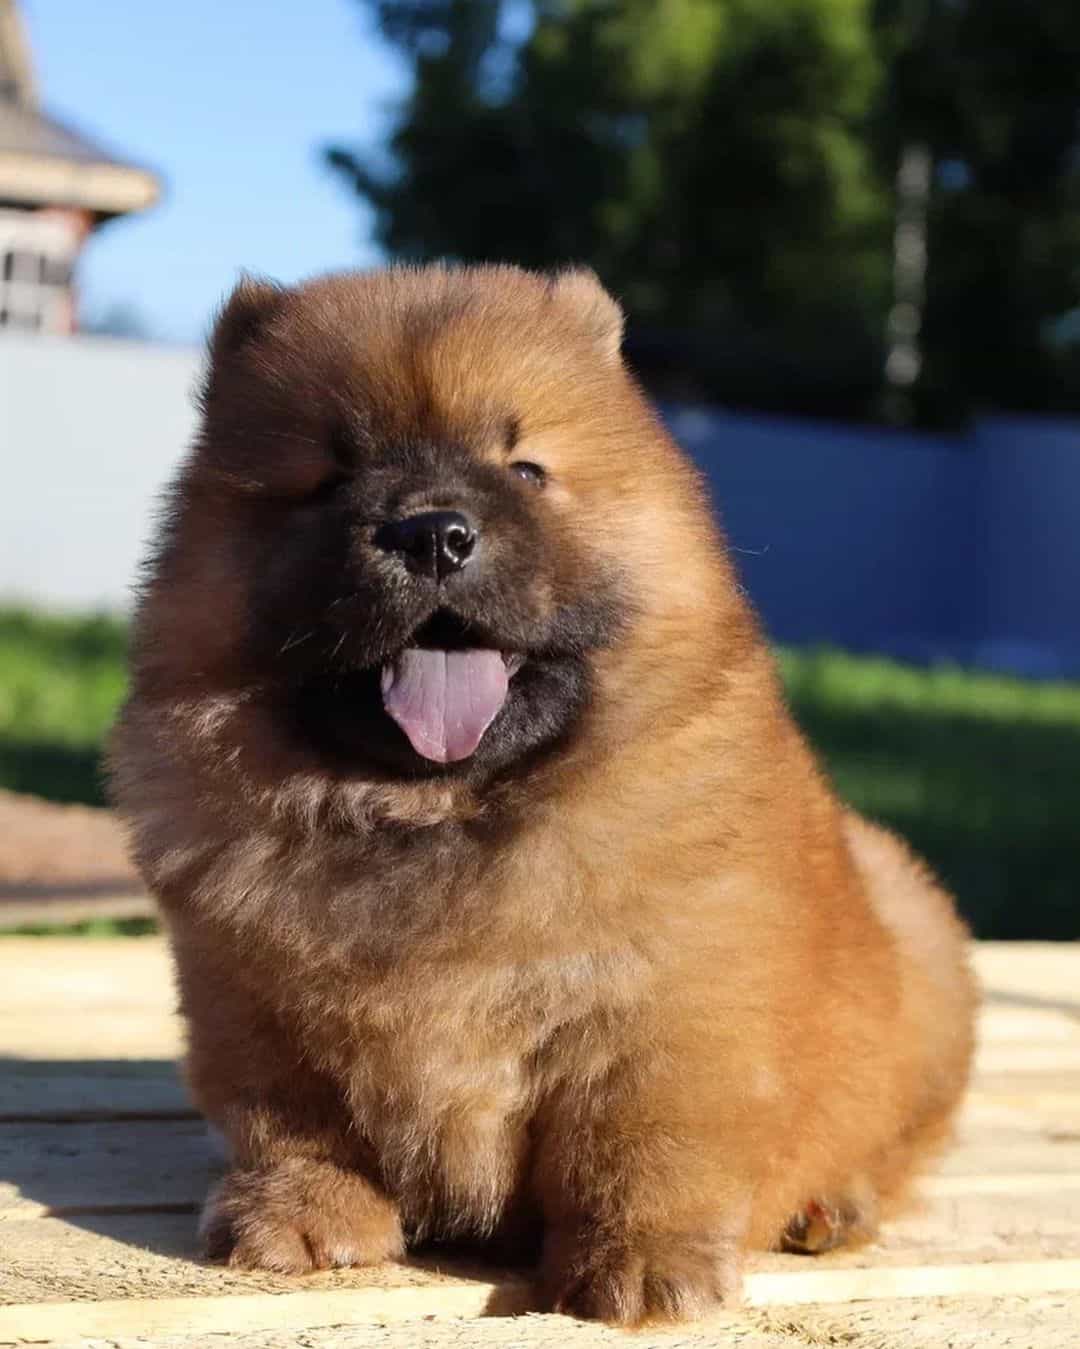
[{"left": 667, "top": 406, "right": 1079, "bottom": 678}]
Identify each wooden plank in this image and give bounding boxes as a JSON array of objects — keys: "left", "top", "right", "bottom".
[
  {"left": 0, "top": 1212, "right": 522, "bottom": 1309},
  {"left": 750, "top": 1295, "right": 1080, "bottom": 1349},
  {"left": 926, "top": 1091, "right": 1080, "bottom": 1173},
  {"left": 941, "top": 1139, "right": 1080, "bottom": 1175},
  {"left": 925, "top": 1173, "right": 1080, "bottom": 1196},
  {"left": 7, "top": 1184, "right": 1080, "bottom": 1307},
  {"left": 4, "top": 1208, "right": 1080, "bottom": 1339},
  {"left": 0, "top": 936, "right": 186, "bottom": 1125},
  {"left": 970, "top": 1093, "right": 1080, "bottom": 1140},
  {"left": 976, "top": 1045, "right": 1080, "bottom": 1074},
  {"left": 961, "top": 1094, "right": 1080, "bottom": 1132},
  {"left": 885, "top": 1189, "right": 1080, "bottom": 1244},
  {"left": 975, "top": 1070, "right": 1080, "bottom": 1097},
  {"left": 978, "top": 1003, "right": 1080, "bottom": 1044},
  {"left": 23, "top": 1296, "right": 1079, "bottom": 1349},
  {"left": 0, "top": 1120, "right": 213, "bottom": 1219},
  {"left": 0, "top": 1009, "right": 182, "bottom": 1062},
  {"left": 973, "top": 944, "right": 1080, "bottom": 1009},
  {"left": 0, "top": 937, "right": 182, "bottom": 1069},
  {"left": 950, "top": 1096, "right": 1080, "bottom": 1158},
  {"left": 0, "top": 1067, "right": 191, "bottom": 1122},
  {"left": 798, "top": 1194, "right": 1080, "bottom": 1257},
  {"left": 0, "top": 1285, "right": 519, "bottom": 1344},
  {"left": 4, "top": 1234, "right": 1080, "bottom": 1344},
  {"left": 0, "top": 937, "right": 173, "bottom": 1015},
  {"left": 746, "top": 1258, "right": 1080, "bottom": 1307}
]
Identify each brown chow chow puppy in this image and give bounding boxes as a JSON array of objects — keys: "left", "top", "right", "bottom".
[{"left": 109, "top": 264, "right": 976, "bottom": 1325}]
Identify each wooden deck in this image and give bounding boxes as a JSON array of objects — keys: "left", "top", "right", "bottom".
[{"left": 1, "top": 938, "right": 1078, "bottom": 1347}]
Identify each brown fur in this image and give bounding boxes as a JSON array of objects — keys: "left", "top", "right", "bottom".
[{"left": 110, "top": 264, "right": 976, "bottom": 1325}]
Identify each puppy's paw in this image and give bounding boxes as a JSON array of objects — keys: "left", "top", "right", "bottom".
[
  {"left": 781, "top": 1185, "right": 879, "bottom": 1255},
  {"left": 546, "top": 1227, "right": 741, "bottom": 1325},
  {"left": 200, "top": 1157, "right": 403, "bottom": 1273}
]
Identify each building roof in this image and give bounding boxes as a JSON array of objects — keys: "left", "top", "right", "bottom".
[
  {"left": 0, "top": 0, "right": 159, "bottom": 217},
  {"left": 0, "top": 0, "right": 34, "bottom": 105}
]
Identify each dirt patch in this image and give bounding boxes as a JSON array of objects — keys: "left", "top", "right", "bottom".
[{"left": 0, "top": 790, "right": 146, "bottom": 926}]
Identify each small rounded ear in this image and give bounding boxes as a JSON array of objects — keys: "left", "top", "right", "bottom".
[
  {"left": 209, "top": 274, "right": 285, "bottom": 363},
  {"left": 549, "top": 267, "right": 624, "bottom": 362}
]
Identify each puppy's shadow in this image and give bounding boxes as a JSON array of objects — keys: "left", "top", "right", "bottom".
[
  {"left": 412, "top": 1236, "right": 540, "bottom": 1316},
  {"left": 2, "top": 1053, "right": 205, "bottom": 1243}
]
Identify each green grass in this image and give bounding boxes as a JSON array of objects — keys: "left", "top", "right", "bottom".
[
  {"left": 779, "top": 649, "right": 1080, "bottom": 940},
  {"left": 0, "top": 609, "right": 126, "bottom": 805},
  {"left": 1, "top": 608, "right": 1077, "bottom": 939},
  {"left": 2, "top": 917, "right": 158, "bottom": 938}
]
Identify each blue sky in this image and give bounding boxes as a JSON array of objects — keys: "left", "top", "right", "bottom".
[{"left": 22, "top": 1, "right": 406, "bottom": 344}]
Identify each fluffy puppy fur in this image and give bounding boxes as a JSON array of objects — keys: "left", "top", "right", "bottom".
[{"left": 110, "top": 264, "right": 976, "bottom": 1325}]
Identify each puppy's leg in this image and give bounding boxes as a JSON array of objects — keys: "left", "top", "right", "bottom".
[
  {"left": 542, "top": 1216, "right": 745, "bottom": 1325},
  {"left": 533, "top": 1041, "right": 755, "bottom": 1324},
  {"left": 195, "top": 1068, "right": 404, "bottom": 1274},
  {"left": 180, "top": 959, "right": 402, "bottom": 1273}
]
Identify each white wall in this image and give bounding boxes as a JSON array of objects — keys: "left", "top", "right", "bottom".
[{"left": 0, "top": 331, "right": 201, "bottom": 610}]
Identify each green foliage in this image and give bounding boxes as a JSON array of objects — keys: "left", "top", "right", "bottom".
[
  {"left": 329, "top": 0, "right": 890, "bottom": 375},
  {"left": 329, "top": 0, "right": 1080, "bottom": 421},
  {"left": 1, "top": 608, "right": 1078, "bottom": 938},
  {"left": 874, "top": 0, "right": 1080, "bottom": 417},
  {"left": 779, "top": 648, "right": 1080, "bottom": 939},
  {"left": 0, "top": 609, "right": 127, "bottom": 805}
]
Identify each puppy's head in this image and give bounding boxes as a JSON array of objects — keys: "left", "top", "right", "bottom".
[{"left": 134, "top": 265, "right": 733, "bottom": 801}]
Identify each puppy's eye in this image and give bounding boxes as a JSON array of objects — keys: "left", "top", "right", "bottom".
[
  {"left": 303, "top": 470, "right": 349, "bottom": 505},
  {"left": 329, "top": 424, "right": 356, "bottom": 470},
  {"left": 509, "top": 461, "right": 546, "bottom": 488},
  {"left": 297, "top": 426, "right": 354, "bottom": 503}
]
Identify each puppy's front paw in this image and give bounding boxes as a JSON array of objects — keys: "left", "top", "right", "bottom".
[
  {"left": 546, "top": 1227, "right": 741, "bottom": 1325},
  {"left": 200, "top": 1157, "right": 403, "bottom": 1273}
]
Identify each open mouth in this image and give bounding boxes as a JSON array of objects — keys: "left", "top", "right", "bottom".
[{"left": 379, "top": 610, "right": 525, "bottom": 764}]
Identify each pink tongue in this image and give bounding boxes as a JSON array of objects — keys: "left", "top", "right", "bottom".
[{"left": 380, "top": 648, "right": 509, "bottom": 763}]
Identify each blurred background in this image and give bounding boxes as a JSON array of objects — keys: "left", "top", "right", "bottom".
[{"left": 0, "top": 0, "right": 1076, "bottom": 939}]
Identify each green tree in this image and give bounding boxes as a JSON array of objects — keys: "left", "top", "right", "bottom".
[
  {"left": 873, "top": 0, "right": 1080, "bottom": 417},
  {"left": 329, "top": 0, "right": 1080, "bottom": 420},
  {"left": 329, "top": 0, "right": 891, "bottom": 415}
]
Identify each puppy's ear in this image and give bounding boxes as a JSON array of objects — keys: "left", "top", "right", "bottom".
[
  {"left": 549, "top": 268, "right": 624, "bottom": 363},
  {"left": 209, "top": 274, "right": 285, "bottom": 364}
]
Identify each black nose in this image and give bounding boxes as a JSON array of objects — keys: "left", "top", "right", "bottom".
[{"left": 374, "top": 510, "right": 477, "bottom": 580}]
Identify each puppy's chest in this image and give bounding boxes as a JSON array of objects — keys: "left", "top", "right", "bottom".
[
  {"left": 355, "top": 1014, "right": 529, "bottom": 1231},
  {"left": 318, "top": 950, "right": 644, "bottom": 1233}
]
